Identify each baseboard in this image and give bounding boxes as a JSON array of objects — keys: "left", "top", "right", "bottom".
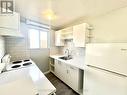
[{"left": 44, "top": 70, "right": 51, "bottom": 75}]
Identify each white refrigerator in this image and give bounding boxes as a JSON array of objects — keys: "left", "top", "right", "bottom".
[{"left": 83, "top": 43, "right": 127, "bottom": 95}]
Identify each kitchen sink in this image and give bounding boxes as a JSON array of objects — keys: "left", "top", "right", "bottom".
[{"left": 59, "top": 56, "right": 72, "bottom": 60}]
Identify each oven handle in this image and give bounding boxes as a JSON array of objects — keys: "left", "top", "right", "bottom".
[{"left": 87, "top": 65, "right": 127, "bottom": 78}]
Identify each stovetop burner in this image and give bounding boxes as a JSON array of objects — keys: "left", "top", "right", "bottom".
[
  {"left": 11, "top": 65, "right": 21, "bottom": 68},
  {"left": 24, "top": 59, "right": 30, "bottom": 62},
  {"left": 23, "top": 62, "right": 32, "bottom": 66},
  {"left": 12, "top": 61, "right": 22, "bottom": 64},
  {"left": 6, "top": 59, "right": 32, "bottom": 71}
]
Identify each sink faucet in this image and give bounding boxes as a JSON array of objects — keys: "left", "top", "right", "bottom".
[{"left": 65, "top": 49, "right": 71, "bottom": 58}]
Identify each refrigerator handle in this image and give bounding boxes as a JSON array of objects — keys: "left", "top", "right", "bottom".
[{"left": 87, "top": 65, "right": 127, "bottom": 78}]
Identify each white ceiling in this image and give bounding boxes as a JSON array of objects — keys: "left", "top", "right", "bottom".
[{"left": 14, "top": 0, "right": 127, "bottom": 28}]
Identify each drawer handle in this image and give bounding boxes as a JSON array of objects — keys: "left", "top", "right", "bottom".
[
  {"left": 87, "top": 65, "right": 127, "bottom": 78},
  {"left": 58, "top": 62, "right": 61, "bottom": 64},
  {"left": 67, "top": 70, "right": 69, "bottom": 74},
  {"left": 70, "top": 66, "right": 76, "bottom": 70},
  {"left": 121, "top": 48, "right": 127, "bottom": 51}
]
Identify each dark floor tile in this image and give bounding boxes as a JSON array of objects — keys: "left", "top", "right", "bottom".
[{"left": 45, "top": 73, "right": 79, "bottom": 95}]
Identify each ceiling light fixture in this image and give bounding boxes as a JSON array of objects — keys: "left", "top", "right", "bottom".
[
  {"left": 43, "top": 9, "right": 57, "bottom": 21},
  {"left": 42, "top": 0, "right": 57, "bottom": 21}
]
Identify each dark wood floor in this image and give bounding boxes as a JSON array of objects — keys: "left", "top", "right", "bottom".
[{"left": 45, "top": 73, "right": 79, "bottom": 95}]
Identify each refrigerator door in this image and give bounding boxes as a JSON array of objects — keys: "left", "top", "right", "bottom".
[
  {"left": 83, "top": 66, "right": 127, "bottom": 95},
  {"left": 85, "top": 43, "right": 127, "bottom": 76}
]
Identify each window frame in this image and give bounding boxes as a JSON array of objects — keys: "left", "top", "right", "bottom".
[{"left": 27, "top": 26, "right": 49, "bottom": 50}]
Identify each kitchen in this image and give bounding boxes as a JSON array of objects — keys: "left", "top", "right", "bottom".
[{"left": 0, "top": 0, "right": 127, "bottom": 95}]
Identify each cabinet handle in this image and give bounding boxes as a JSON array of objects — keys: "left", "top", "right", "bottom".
[
  {"left": 70, "top": 66, "right": 76, "bottom": 70},
  {"left": 87, "top": 65, "right": 127, "bottom": 78},
  {"left": 67, "top": 70, "right": 69, "bottom": 74},
  {"left": 58, "top": 61, "right": 61, "bottom": 64},
  {"left": 121, "top": 48, "right": 127, "bottom": 51}
]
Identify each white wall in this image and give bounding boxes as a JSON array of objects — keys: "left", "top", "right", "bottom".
[
  {"left": 87, "top": 7, "right": 127, "bottom": 43},
  {"left": 0, "top": 36, "right": 5, "bottom": 62},
  {"left": 50, "top": 30, "right": 60, "bottom": 55}
]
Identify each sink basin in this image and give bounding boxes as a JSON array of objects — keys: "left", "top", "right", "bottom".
[{"left": 59, "top": 56, "right": 72, "bottom": 60}]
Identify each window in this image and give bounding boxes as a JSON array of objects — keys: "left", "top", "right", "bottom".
[
  {"left": 40, "top": 32, "right": 47, "bottom": 48},
  {"left": 28, "top": 29, "right": 48, "bottom": 49}
]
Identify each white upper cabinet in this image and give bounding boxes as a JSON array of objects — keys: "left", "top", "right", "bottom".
[
  {"left": 0, "top": 12, "right": 23, "bottom": 37},
  {"left": 62, "top": 27, "right": 73, "bottom": 40},
  {"left": 55, "top": 23, "right": 90, "bottom": 47},
  {"left": 73, "top": 23, "right": 90, "bottom": 47},
  {"left": 55, "top": 27, "right": 73, "bottom": 46},
  {"left": 55, "top": 30, "right": 64, "bottom": 46}
]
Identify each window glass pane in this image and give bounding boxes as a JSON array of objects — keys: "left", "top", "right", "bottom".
[
  {"left": 29, "top": 29, "right": 39, "bottom": 48},
  {"left": 40, "top": 31, "right": 48, "bottom": 48}
]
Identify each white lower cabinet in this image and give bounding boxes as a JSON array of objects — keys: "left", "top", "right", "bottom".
[
  {"left": 66, "top": 65, "right": 79, "bottom": 92},
  {"left": 54, "top": 60, "right": 61, "bottom": 78},
  {"left": 54, "top": 60, "right": 83, "bottom": 94},
  {"left": 54, "top": 60, "right": 66, "bottom": 82}
]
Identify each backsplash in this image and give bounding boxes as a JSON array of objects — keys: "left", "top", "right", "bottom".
[
  {"left": 58, "top": 40, "right": 85, "bottom": 57},
  {"left": 0, "top": 36, "right": 5, "bottom": 62},
  {"left": 5, "top": 37, "right": 30, "bottom": 61}
]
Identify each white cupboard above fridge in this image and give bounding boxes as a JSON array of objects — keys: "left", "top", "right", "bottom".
[{"left": 0, "top": 12, "right": 23, "bottom": 37}]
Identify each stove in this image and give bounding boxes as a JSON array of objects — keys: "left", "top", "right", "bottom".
[{"left": 6, "top": 59, "right": 33, "bottom": 71}]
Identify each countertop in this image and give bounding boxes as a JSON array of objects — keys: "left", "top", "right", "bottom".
[
  {"left": 50, "top": 54, "right": 85, "bottom": 70},
  {"left": 0, "top": 60, "right": 56, "bottom": 95}
]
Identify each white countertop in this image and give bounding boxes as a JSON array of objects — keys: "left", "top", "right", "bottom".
[
  {"left": 0, "top": 60, "right": 56, "bottom": 95},
  {"left": 50, "top": 54, "right": 85, "bottom": 70}
]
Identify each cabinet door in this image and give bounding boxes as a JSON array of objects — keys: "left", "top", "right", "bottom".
[
  {"left": 0, "top": 13, "right": 20, "bottom": 30},
  {"left": 67, "top": 65, "right": 79, "bottom": 91},
  {"left": 0, "top": 13, "right": 22, "bottom": 37},
  {"left": 60, "top": 62, "right": 67, "bottom": 83},
  {"left": 73, "top": 23, "right": 89, "bottom": 47},
  {"left": 55, "top": 60, "right": 66, "bottom": 81},
  {"left": 55, "top": 30, "right": 64, "bottom": 46},
  {"left": 84, "top": 66, "right": 127, "bottom": 95},
  {"left": 54, "top": 60, "right": 60, "bottom": 78},
  {"left": 62, "top": 27, "right": 73, "bottom": 39}
]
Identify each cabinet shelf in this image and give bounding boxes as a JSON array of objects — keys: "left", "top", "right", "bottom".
[
  {"left": 50, "top": 66, "right": 55, "bottom": 73},
  {"left": 49, "top": 57, "right": 55, "bottom": 73},
  {"left": 55, "top": 23, "right": 90, "bottom": 47},
  {"left": 61, "top": 36, "right": 73, "bottom": 40},
  {"left": 50, "top": 63, "right": 54, "bottom": 67},
  {"left": 61, "top": 32, "right": 73, "bottom": 35}
]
